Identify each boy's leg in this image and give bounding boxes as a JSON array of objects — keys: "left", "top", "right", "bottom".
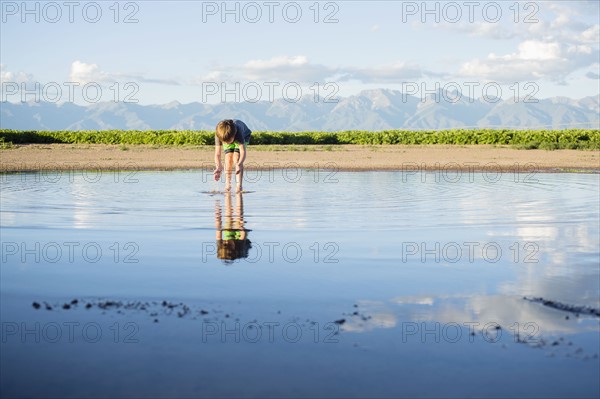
[
  {"left": 224, "top": 151, "right": 234, "bottom": 191},
  {"left": 233, "top": 152, "right": 243, "bottom": 192}
]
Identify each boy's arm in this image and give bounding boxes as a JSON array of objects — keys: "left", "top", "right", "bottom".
[
  {"left": 214, "top": 143, "right": 222, "bottom": 180},
  {"left": 235, "top": 143, "right": 246, "bottom": 175}
]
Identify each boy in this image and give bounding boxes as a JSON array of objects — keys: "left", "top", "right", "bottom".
[
  {"left": 213, "top": 119, "right": 252, "bottom": 192},
  {"left": 214, "top": 191, "right": 251, "bottom": 263}
]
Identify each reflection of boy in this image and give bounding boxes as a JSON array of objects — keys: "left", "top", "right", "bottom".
[
  {"left": 215, "top": 192, "right": 251, "bottom": 262},
  {"left": 213, "top": 119, "right": 252, "bottom": 193}
]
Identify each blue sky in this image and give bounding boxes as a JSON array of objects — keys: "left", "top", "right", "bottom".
[{"left": 1, "top": 0, "right": 599, "bottom": 105}]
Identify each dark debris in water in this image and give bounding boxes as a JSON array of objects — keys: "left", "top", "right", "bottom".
[
  {"left": 343, "top": 308, "right": 372, "bottom": 322},
  {"left": 33, "top": 298, "right": 222, "bottom": 326},
  {"left": 31, "top": 298, "right": 337, "bottom": 329},
  {"left": 523, "top": 296, "right": 600, "bottom": 317},
  {"left": 30, "top": 297, "right": 600, "bottom": 360}
]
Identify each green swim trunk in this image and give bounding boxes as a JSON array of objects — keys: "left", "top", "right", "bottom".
[
  {"left": 223, "top": 141, "right": 250, "bottom": 154},
  {"left": 223, "top": 230, "right": 242, "bottom": 240}
]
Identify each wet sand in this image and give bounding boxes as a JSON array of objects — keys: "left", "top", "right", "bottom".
[{"left": 1, "top": 144, "right": 599, "bottom": 171}]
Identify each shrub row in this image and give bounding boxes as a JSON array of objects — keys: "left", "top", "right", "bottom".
[{"left": 1, "top": 129, "right": 598, "bottom": 149}]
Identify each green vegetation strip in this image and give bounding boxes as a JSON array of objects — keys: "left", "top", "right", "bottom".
[{"left": 1, "top": 129, "right": 599, "bottom": 149}]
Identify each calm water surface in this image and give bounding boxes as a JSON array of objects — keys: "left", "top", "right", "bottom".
[{"left": 1, "top": 170, "right": 599, "bottom": 398}]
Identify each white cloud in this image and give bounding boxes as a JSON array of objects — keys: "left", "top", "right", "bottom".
[
  {"left": 191, "top": 70, "right": 236, "bottom": 85},
  {"left": 69, "top": 61, "right": 110, "bottom": 84},
  {"left": 450, "top": 3, "right": 599, "bottom": 84},
  {"left": 0, "top": 65, "right": 36, "bottom": 101},
  {"left": 458, "top": 40, "right": 598, "bottom": 83},
  {"left": 69, "top": 61, "right": 179, "bottom": 86},
  {"left": 550, "top": 13, "right": 571, "bottom": 29},
  {"left": 496, "top": 40, "right": 561, "bottom": 61},
  {"left": 238, "top": 55, "right": 334, "bottom": 82},
  {"left": 579, "top": 24, "right": 600, "bottom": 43},
  {"left": 391, "top": 295, "right": 435, "bottom": 305},
  {"left": 245, "top": 55, "right": 308, "bottom": 69},
  {"left": 342, "top": 312, "right": 397, "bottom": 333},
  {"left": 440, "top": 22, "right": 519, "bottom": 40},
  {"left": 0, "top": 64, "right": 34, "bottom": 84},
  {"left": 547, "top": 1, "right": 593, "bottom": 31},
  {"left": 568, "top": 44, "right": 593, "bottom": 55},
  {"left": 197, "top": 56, "right": 424, "bottom": 85},
  {"left": 430, "top": 1, "right": 598, "bottom": 48}
]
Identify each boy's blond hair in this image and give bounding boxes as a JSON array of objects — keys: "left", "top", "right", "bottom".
[
  {"left": 217, "top": 238, "right": 251, "bottom": 261},
  {"left": 216, "top": 119, "right": 236, "bottom": 143}
]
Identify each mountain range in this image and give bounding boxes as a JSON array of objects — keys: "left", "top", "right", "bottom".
[{"left": 1, "top": 89, "right": 598, "bottom": 131}]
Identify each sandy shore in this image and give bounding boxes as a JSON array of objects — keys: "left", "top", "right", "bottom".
[{"left": 1, "top": 144, "right": 599, "bottom": 172}]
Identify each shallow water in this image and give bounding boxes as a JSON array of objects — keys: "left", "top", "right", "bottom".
[{"left": 1, "top": 169, "right": 599, "bottom": 398}]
